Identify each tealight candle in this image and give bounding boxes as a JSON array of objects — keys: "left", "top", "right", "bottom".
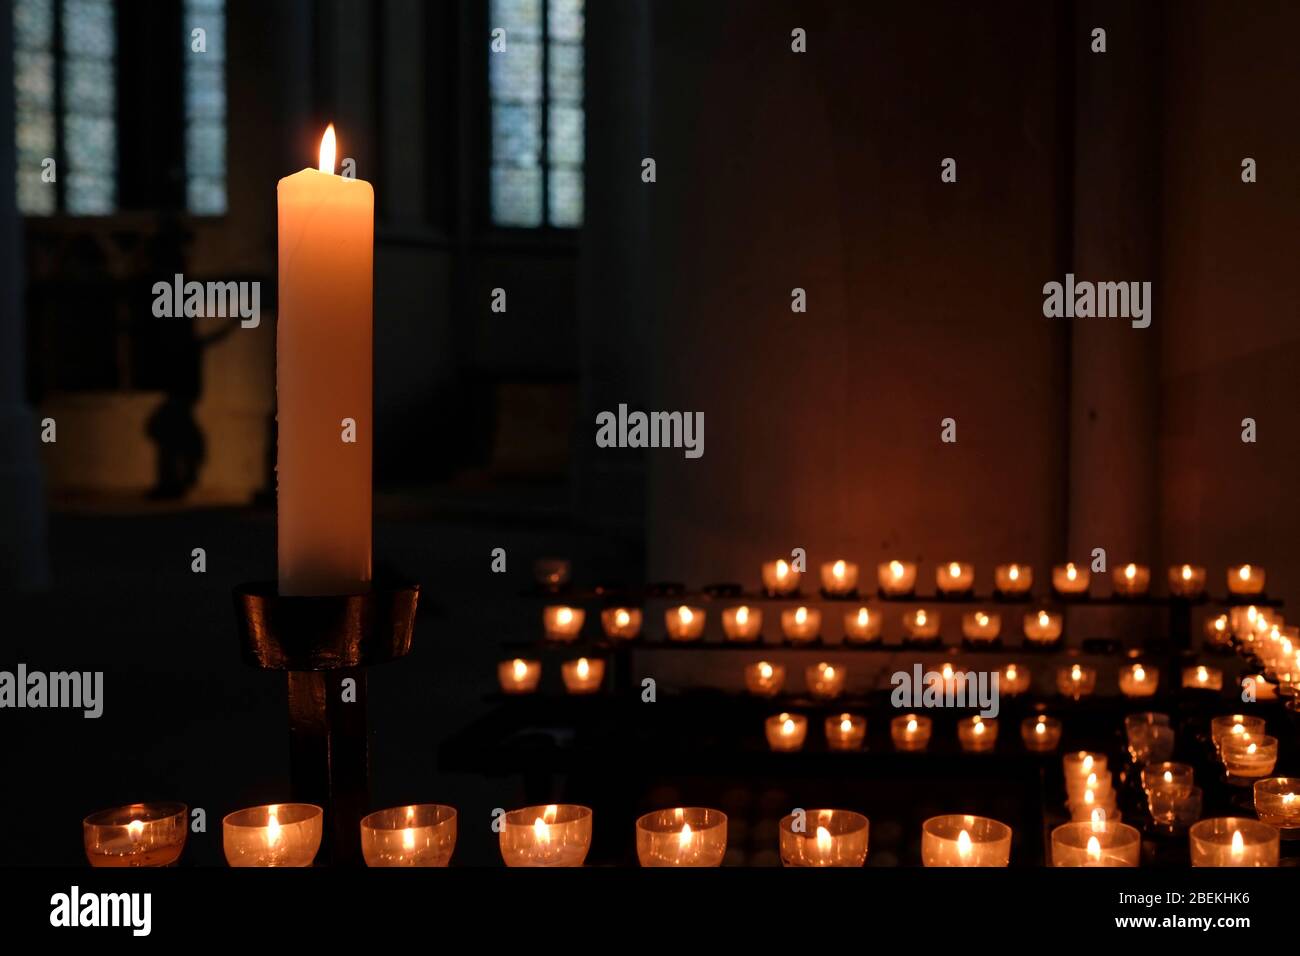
[
  {"left": 498, "top": 658, "right": 542, "bottom": 694},
  {"left": 1068, "top": 789, "right": 1118, "bottom": 823},
  {"left": 1066, "top": 770, "right": 1114, "bottom": 804},
  {"left": 843, "top": 606, "right": 882, "bottom": 643},
  {"left": 600, "top": 606, "right": 642, "bottom": 640},
  {"left": 878, "top": 559, "right": 917, "bottom": 597},
  {"left": 1020, "top": 715, "right": 1061, "bottom": 752},
  {"left": 223, "top": 803, "right": 323, "bottom": 867},
  {"left": 543, "top": 605, "right": 584, "bottom": 642},
  {"left": 500, "top": 804, "right": 592, "bottom": 867},
  {"left": 825, "top": 712, "right": 866, "bottom": 751},
  {"left": 1119, "top": 662, "right": 1158, "bottom": 697},
  {"left": 636, "top": 808, "right": 726, "bottom": 867},
  {"left": 961, "top": 610, "right": 1001, "bottom": 642},
  {"left": 1000, "top": 662, "right": 1032, "bottom": 696},
  {"left": 1222, "top": 735, "right": 1278, "bottom": 780},
  {"left": 994, "top": 563, "right": 1032, "bottom": 596},
  {"left": 936, "top": 561, "right": 974, "bottom": 594},
  {"left": 533, "top": 558, "right": 571, "bottom": 591},
  {"left": 1063, "top": 751, "right": 1108, "bottom": 782},
  {"left": 1051, "top": 821, "right": 1140, "bottom": 867},
  {"left": 1189, "top": 817, "right": 1279, "bottom": 867},
  {"left": 83, "top": 803, "right": 188, "bottom": 868},
  {"left": 1112, "top": 563, "right": 1150, "bottom": 596},
  {"left": 821, "top": 559, "right": 859, "bottom": 596},
  {"left": 1125, "top": 712, "right": 1174, "bottom": 764},
  {"left": 1148, "top": 784, "right": 1202, "bottom": 830},
  {"left": 1168, "top": 563, "right": 1206, "bottom": 598},
  {"left": 1023, "top": 609, "right": 1062, "bottom": 646},
  {"left": 761, "top": 558, "right": 801, "bottom": 596},
  {"left": 780, "top": 606, "right": 821, "bottom": 643},
  {"left": 1210, "top": 714, "right": 1266, "bottom": 754},
  {"left": 1051, "top": 562, "right": 1090, "bottom": 595},
  {"left": 721, "top": 605, "right": 763, "bottom": 642},
  {"left": 806, "top": 662, "right": 845, "bottom": 700},
  {"left": 1204, "top": 613, "right": 1232, "bottom": 647},
  {"left": 1182, "top": 664, "right": 1223, "bottom": 690},
  {"left": 1056, "top": 663, "right": 1096, "bottom": 699},
  {"left": 958, "top": 715, "right": 997, "bottom": 752},
  {"left": 1227, "top": 563, "right": 1265, "bottom": 596},
  {"left": 1141, "top": 762, "right": 1193, "bottom": 795},
  {"left": 921, "top": 815, "right": 1011, "bottom": 867},
  {"left": 903, "top": 607, "right": 941, "bottom": 643},
  {"left": 891, "top": 713, "right": 932, "bottom": 751},
  {"left": 779, "top": 810, "right": 869, "bottom": 867},
  {"left": 561, "top": 657, "right": 605, "bottom": 694},
  {"left": 665, "top": 605, "right": 706, "bottom": 641},
  {"left": 360, "top": 804, "right": 456, "bottom": 867},
  {"left": 766, "top": 712, "right": 808, "bottom": 751},
  {"left": 744, "top": 660, "right": 786, "bottom": 696},
  {"left": 1253, "top": 778, "right": 1300, "bottom": 829}
]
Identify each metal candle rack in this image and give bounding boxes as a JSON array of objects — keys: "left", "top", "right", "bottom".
[{"left": 233, "top": 580, "right": 419, "bottom": 866}]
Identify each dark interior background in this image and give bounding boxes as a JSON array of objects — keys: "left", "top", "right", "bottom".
[{"left": 1, "top": 0, "right": 1298, "bottom": 866}]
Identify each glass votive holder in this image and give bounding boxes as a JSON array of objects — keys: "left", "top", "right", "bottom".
[
  {"left": 665, "top": 605, "right": 706, "bottom": 641},
  {"left": 1253, "top": 778, "right": 1300, "bottom": 830},
  {"left": 561, "top": 657, "right": 605, "bottom": 694},
  {"left": 843, "top": 606, "right": 882, "bottom": 643},
  {"left": 1222, "top": 735, "right": 1278, "bottom": 781},
  {"left": 1068, "top": 790, "right": 1118, "bottom": 823},
  {"left": 1000, "top": 662, "right": 1032, "bottom": 696},
  {"left": 1113, "top": 563, "right": 1150, "bottom": 596},
  {"left": 1021, "top": 715, "right": 1061, "bottom": 752},
  {"left": 761, "top": 558, "right": 801, "bottom": 596},
  {"left": 1128, "top": 725, "right": 1175, "bottom": 765},
  {"left": 780, "top": 810, "right": 869, "bottom": 867},
  {"left": 360, "top": 804, "right": 456, "bottom": 867},
  {"left": 1229, "top": 604, "right": 1262, "bottom": 638},
  {"left": 1148, "top": 784, "right": 1202, "bottom": 830},
  {"left": 921, "top": 815, "right": 1011, "bottom": 867},
  {"left": 781, "top": 606, "right": 821, "bottom": 643},
  {"left": 500, "top": 805, "right": 592, "bottom": 867},
  {"left": 1168, "top": 563, "right": 1206, "bottom": 598},
  {"left": 1211, "top": 714, "right": 1266, "bottom": 754},
  {"left": 878, "top": 559, "right": 917, "bottom": 596},
  {"left": 1141, "top": 762, "right": 1194, "bottom": 795},
  {"left": 891, "top": 713, "right": 932, "bottom": 751},
  {"left": 806, "top": 662, "right": 845, "bottom": 700},
  {"left": 1056, "top": 663, "right": 1096, "bottom": 699},
  {"left": 994, "top": 563, "right": 1032, "bottom": 596},
  {"left": 766, "top": 712, "right": 808, "bottom": 752},
  {"left": 957, "top": 716, "right": 997, "bottom": 752},
  {"left": 1050, "top": 821, "right": 1140, "bottom": 867},
  {"left": 744, "top": 660, "right": 785, "bottom": 697},
  {"left": 1119, "top": 662, "right": 1159, "bottom": 697},
  {"left": 1227, "top": 563, "right": 1265, "bottom": 596},
  {"left": 601, "top": 606, "right": 642, "bottom": 640},
  {"left": 903, "top": 607, "right": 940, "bottom": 643},
  {"left": 1182, "top": 665, "right": 1223, "bottom": 691},
  {"left": 1204, "top": 613, "right": 1232, "bottom": 647},
  {"left": 543, "top": 604, "right": 584, "bottom": 642},
  {"left": 936, "top": 561, "right": 974, "bottom": 595},
  {"left": 825, "top": 713, "right": 866, "bottom": 751},
  {"left": 1066, "top": 771, "right": 1114, "bottom": 804},
  {"left": 498, "top": 658, "right": 542, "bottom": 694},
  {"left": 223, "top": 803, "right": 323, "bottom": 867},
  {"left": 721, "top": 604, "right": 762, "bottom": 642},
  {"left": 636, "top": 807, "right": 727, "bottom": 867},
  {"left": 1052, "top": 562, "right": 1090, "bottom": 595},
  {"left": 1063, "top": 750, "right": 1108, "bottom": 783},
  {"left": 1023, "top": 609, "right": 1062, "bottom": 646},
  {"left": 821, "top": 559, "right": 859, "bottom": 596},
  {"left": 961, "top": 610, "right": 1001, "bottom": 642},
  {"left": 533, "top": 558, "right": 571, "bottom": 591},
  {"left": 1189, "top": 817, "right": 1279, "bottom": 867},
  {"left": 83, "top": 802, "right": 188, "bottom": 868}
]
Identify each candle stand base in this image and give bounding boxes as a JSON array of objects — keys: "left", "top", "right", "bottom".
[{"left": 234, "top": 581, "right": 419, "bottom": 866}]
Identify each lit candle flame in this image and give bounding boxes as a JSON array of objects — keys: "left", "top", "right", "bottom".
[
  {"left": 533, "top": 817, "right": 551, "bottom": 843},
  {"left": 513, "top": 659, "right": 528, "bottom": 680},
  {"left": 678, "top": 606, "right": 693, "bottom": 624},
  {"left": 1133, "top": 665, "right": 1146, "bottom": 682},
  {"left": 890, "top": 560, "right": 904, "bottom": 579},
  {"left": 976, "top": 612, "right": 988, "bottom": 626},
  {"left": 1231, "top": 829, "right": 1244, "bottom": 860},
  {"left": 942, "top": 663, "right": 954, "bottom": 679},
  {"left": 857, "top": 607, "right": 869, "bottom": 626},
  {"left": 775, "top": 559, "right": 789, "bottom": 579},
  {"left": 1125, "top": 563, "right": 1137, "bottom": 580},
  {"left": 973, "top": 718, "right": 985, "bottom": 735},
  {"left": 1090, "top": 808, "right": 1106, "bottom": 830},
  {"left": 821, "top": 664, "right": 835, "bottom": 679},
  {"left": 1086, "top": 772, "right": 1098, "bottom": 789},
  {"left": 906, "top": 718, "right": 918, "bottom": 733},
  {"left": 1086, "top": 836, "right": 1102, "bottom": 861},
  {"left": 1196, "top": 666, "right": 1208, "bottom": 683},
  {"left": 576, "top": 657, "right": 590, "bottom": 679},
  {"left": 816, "top": 826, "right": 833, "bottom": 853},
  {"left": 678, "top": 822, "right": 693, "bottom": 848},
  {"left": 1081, "top": 754, "right": 1094, "bottom": 773},
  {"left": 266, "top": 808, "right": 282, "bottom": 847},
  {"left": 318, "top": 124, "right": 336, "bottom": 174},
  {"left": 1038, "top": 610, "right": 1050, "bottom": 627},
  {"left": 915, "top": 609, "right": 927, "bottom": 626},
  {"left": 1239, "top": 565, "right": 1252, "bottom": 581},
  {"left": 1164, "top": 770, "right": 1173, "bottom": 784},
  {"left": 735, "top": 605, "right": 749, "bottom": 625},
  {"left": 1182, "top": 564, "right": 1193, "bottom": 581},
  {"left": 557, "top": 606, "right": 573, "bottom": 626},
  {"left": 758, "top": 661, "right": 773, "bottom": 679},
  {"left": 794, "top": 606, "right": 807, "bottom": 625},
  {"left": 833, "top": 559, "right": 846, "bottom": 579},
  {"left": 840, "top": 716, "right": 853, "bottom": 734},
  {"left": 1008, "top": 565, "right": 1020, "bottom": 581},
  {"left": 1005, "top": 665, "right": 1017, "bottom": 680},
  {"left": 1035, "top": 721, "right": 1045, "bottom": 735},
  {"left": 1282, "top": 793, "right": 1296, "bottom": 806},
  {"left": 782, "top": 717, "right": 796, "bottom": 736},
  {"left": 402, "top": 827, "right": 416, "bottom": 851},
  {"left": 615, "top": 608, "right": 630, "bottom": 627},
  {"left": 127, "top": 819, "right": 144, "bottom": 843},
  {"left": 1214, "top": 616, "right": 1226, "bottom": 632},
  {"left": 1071, "top": 664, "right": 1082, "bottom": 680},
  {"left": 956, "top": 829, "right": 972, "bottom": 858},
  {"left": 1084, "top": 788, "right": 1096, "bottom": 806},
  {"left": 1066, "top": 563, "right": 1077, "bottom": 580},
  {"left": 948, "top": 562, "right": 961, "bottom": 577}
]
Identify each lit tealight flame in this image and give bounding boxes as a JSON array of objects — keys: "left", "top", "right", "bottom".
[
  {"left": 1196, "top": 666, "right": 1208, "bottom": 683},
  {"left": 576, "top": 657, "right": 590, "bottom": 679},
  {"left": 318, "top": 124, "right": 336, "bottom": 175},
  {"left": 678, "top": 822, "right": 693, "bottom": 848},
  {"left": 906, "top": 718, "right": 918, "bottom": 733},
  {"left": 915, "top": 609, "right": 927, "bottom": 626},
  {"left": 1005, "top": 665, "right": 1018, "bottom": 680},
  {"left": 1038, "top": 610, "right": 1050, "bottom": 627},
  {"left": 821, "top": 664, "right": 835, "bottom": 679},
  {"left": 1081, "top": 754, "right": 1094, "bottom": 774},
  {"left": 1071, "top": 664, "right": 1082, "bottom": 681},
  {"left": 557, "top": 606, "right": 573, "bottom": 626},
  {"left": 1231, "top": 829, "right": 1244, "bottom": 860},
  {"left": 1163, "top": 770, "right": 1173, "bottom": 784},
  {"left": 266, "top": 807, "right": 282, "bottom": 848},
  {"left": 942, "top": 663, "right": 954, "bottom": 679},
  {"left": 1035, "top": 721, "right": 1046, "bottom": 736},
  {"left": 1084, "top": 788, "right": 1097, "bottom": 806},
  {"left": 127, "top": 819, "right": 144, "bottom": 843},
  {"left": 513, "top": 658, "right": 528, "bottom": 680},
  {"left": 1133, "top": 665, "right": 1146, "bottom": 682},
  {"left": 533, "top": 817, "right": 551, "bottom": 843},
  {"left": 678, "top": 606, "right": 693, "bottom": 625},
  {"left": 840, "top": 716, "right": 853, "bottom": 734},
  {"left": 1182, "top": 564, "right": 1193, "bottom": 581},
  {"left": 795, "top": 606, "right": 808, "bottom": 625},
  {"left": 735, "top": 605, "right": 749, "bottom": 625},
  {"left": 1240, "top": 565, "right": 1252, "bottom": 581},
  {"left": 1086, "top": 772, "right": 1099, "bottom": 789},
  {"left": 816, "top": 826, "right": 833, "bottom": 853},
  {"left": 1214, "top": 616, "right": 1226, "bottom": 632},
  {"left": 976, "top": 612, "right": 988, "bottom": 626},
  {"left": 615, "top": 608, "right": 630, "bottom": 627},
  {"left": 1066, "top": 563, "right": 1078, "bottom": 580},
  {"left": 890, "top": 560, "right": 905, "bottom": 579},
  {"left": 833, "top": 560, "right": 846, "bottom": 580},
  {"left": 1086, "top": 836, "right": 1102, "bottom": 861},
  {"left": 857, "top": 607, "right": 869, "bottom": 627},
  {"left": 973, "top": 719, "right": 985, "bottom": 736},
  {"left": 1008, "top": 566, "right": 1020, "bottom": 581},
  {"left": 1125, "top": 563, "right": 1137, "bottom": 580},
  {"left": 1282, "top": 793, "right": 1296, "bottom": 806},
  {"left": 402, "top": 827, "right": 416, "bottom": 851},
  {"left": 775, "top": 559, "right": 789, "bottom": 580},
  {"left": 758, "top": 661, "right": 773, "bottom": 679},
  {"left": 782, "top": 718, "right": 796, "bottom": 736},
  {"left": 1247, "top": 742, "right": 1258, "bottom": 755},
  {"left": 956, "top": 829, "right": 973, "bottom": 859},
  {"left": 1090, "top": 808, "right": 1107, "bottom": 830},
  {"left": 949, "top": 562, "right": 962, "bottom": 578}
]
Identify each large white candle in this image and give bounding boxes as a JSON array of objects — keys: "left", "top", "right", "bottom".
[{"left": 277, "top": 126, "right": 374, "bottom": 595}]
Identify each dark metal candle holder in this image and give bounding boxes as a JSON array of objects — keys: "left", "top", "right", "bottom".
[{"left": 233, "top": 581, "right": 419, "bottom": 866}]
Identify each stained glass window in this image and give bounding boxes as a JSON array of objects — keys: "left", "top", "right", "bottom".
[
  {"left": 183, "top": 0, "right": 226, "bottom": 214},
  {"left": 12, "top": 0, "right": 115, "bottom": 215},
  {"left": 489, "top": 0, "right": 583, "bottom": 228}
]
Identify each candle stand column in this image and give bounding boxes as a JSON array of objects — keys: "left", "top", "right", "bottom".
[{"left": 234, "top": 581, "right": 419, "bottom": 866}]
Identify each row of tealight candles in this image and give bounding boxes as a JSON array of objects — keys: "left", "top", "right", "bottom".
[
  {"left": 763, "top": 710, "right": 1064, "bottom": 753},
  {"left": 760, "top": 558, "right": 1266, "bottom": 599}
]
